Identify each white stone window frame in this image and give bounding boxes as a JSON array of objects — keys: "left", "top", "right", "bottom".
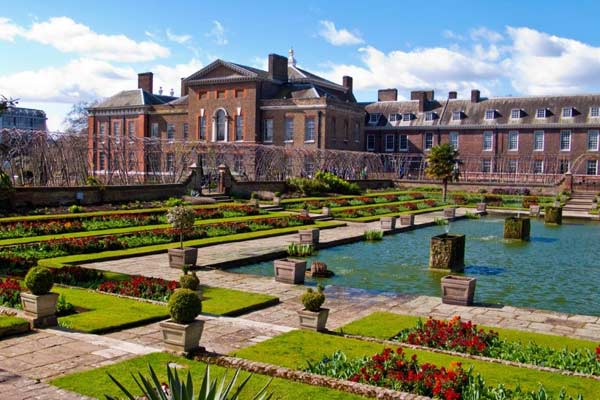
[
  {"left": 533, "top": 160, "right": 544, "bottom": 174},
  {"left": 402, "top": 113, "right": 412, "bottom": 122},
  {"left": 452, "top": 111, "right": 462, "bottom": 121},
  {"left": 483, "top": 131, "right": 494, "bottom": 151},
  {"left": 150, "top": 122, "right": 160, "bottom": 139},
  {"left": 536, "top": 108, "right": 547, "bottom": 119},
  {"left": 366, "top": 134, "right": 375, "bottom": 151},
  {"left": 424, "top": 132, "right": 433, "bottom": 150},
  {"left": 560, "top": 130, "right": 571, "bottom": 151},
  {"left": 533, "top": 130, "right": 544, "bottom": 152},
  {"left": 449, "top": 131, "right": 459, "bottom": 149},
  {"left": 384, "top": 134, "right": 395, "bottom": 152},
  {"left": 508, "top": 131, "right": 519, "bottom": 151},
  {"left": 590, "top": 107, "right": 600, "bottom": 118},
  {"left": 399, "top": 134, "right": 409, "bottom": 151},
  {"left": 484, "top": 109, "right": 496, "bottom": 120},
  {"left": 284, "top": 117, "right": 294, "bottom": 143},
  {"left": 388, "top": 113, "right": 399, "bottom": 122},
  {"left": 262, "top": 118, "right": 274, "bottom": 143},
  {"left": 213, "top": 108, "right": 229, "bottom": 143},
  {"left": 562, "top": 107, "right": 574, "bottom": 118},
  {"left": 587, "top": 159, "right": 598, "bottom": 175},
  {"left": 304, "top": 118, "right": 316, "bottom": 143},
  {"left": 588, "top": 130, "right": 599, "bottom": 151},
  {"left": 425, "top": 112, "right": 435, "bottom": 121},
  {"left": 368, "top": 113, "right": 381, "bottom": 124},
  {"left": 235, "top": 115, "right": 244, "bottom": 142},
  {"left": 507, "top": 159, "right": 518, "bottom": 174},
  {"left": 510, "top": 109, "right": 522, "bottom": 119},
  {"left": 481, "top": 159, "right": 492, "bottom": 173},
  {"left": 166, "top": 123, "right": 175, "bottom": 141}
]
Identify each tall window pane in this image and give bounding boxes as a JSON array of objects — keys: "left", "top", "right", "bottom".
[
  {"left": 216, "top": 110, "right": 226, "bottom": 141},
  {"left": 534, "top": 131, "right": 544, "bottom": 151},
  {"left": 560, "top": 130, "right": 571, "bottom": 151},
  {"left": 285, "top": 117, "right": 294, "bottom": 142},
  {"left": 588, "top": 130, "right": 599, "bottom": 151},
  {"left": 304, "top": 118, "right": 315, "bottom": 142},
  {"left": 263, "top": 119, "right": 273, "bottom": 142},
  {"left": 449, "top": 132, "right": 458, "bottom": 149},
  {"left": 508, "top": 131, "right": 518, "bottom": 150},
  {"left": 483, "top": 131, "right": 493, "bottom": 151},
  {"left": 235, "top": 115, "right": 243, "bottom": 141}
]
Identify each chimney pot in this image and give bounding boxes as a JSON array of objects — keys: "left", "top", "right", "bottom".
[
  {"left": 138, "top": 72, "right": 153, "bottom": 93},
  {"left": 448, "top": 91, "right": 457, "bottom": 99},
  {"left": 158, "top": 86, "right": 163, "bottom": 95},
  {"left": 471, "top": 89, "right": 480, "bottom": 103}
]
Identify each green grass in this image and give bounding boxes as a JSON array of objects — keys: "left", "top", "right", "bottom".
[
  {"left": 279, "top": 191, "right": 414, "bottom": 205},
  {"left": 0, "top": 211, "right": 289, "bottom": 246},
  {"left": 0, "top": 315, "right": 29, "bottom": 329},
  {"left": 50, "top": 352, "right": 369, "bottom": 400},
  {"left": 341, "top": 206, "right": 446, "bottom": 222},
  {"left": 53, "top": 286, "right": 278, "bottom": 333},
  {"left": 337, "top": 312, "right": 599, "bottom": 351},
  {"left": 232, "top": 330, "right": 599, "bottom": 398},
  {"left": 38, "top": 221, "right": 345, "bottom": 268}
]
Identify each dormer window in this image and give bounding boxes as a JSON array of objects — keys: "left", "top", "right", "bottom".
[
  {"left": 425, "top": 112, "right": 436, "bottom": 121},
  {"left": 536, "top": 108, "right": 547, "bottom": 118},
  {"left": 368, "top": 113, "right": 381, "bottom": 124},
  {"left": 402, "top": 113, "right": 413, "bottom": 121},
  {"left": 452, "top": 111, "right": 462, "bottom": 121},
  {"left": 511, "top": 109, "right": 523, "bottom": 119},
  {"left": 484, "top": 109, "right": 496, "bottom": 120},
  {"left": 562, "top": 107, "right": 574, "bottom": 118},
  {"left": 591, "top": 107, "right": 600, "bottom": 118},
  {"left": 388, "top": 113, "right": 401, "bottom": 122}
]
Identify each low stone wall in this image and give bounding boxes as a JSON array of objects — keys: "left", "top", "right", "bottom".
[{"left": 394, "top": 180, "right": 557, "bottom": 195}]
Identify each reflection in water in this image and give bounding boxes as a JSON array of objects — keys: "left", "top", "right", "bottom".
[
  {"left": 465, "top": 265, "right": 506, "bottom": 276},
  {"left": 530, "top": 237, "right": 559, "bottom": 243}
]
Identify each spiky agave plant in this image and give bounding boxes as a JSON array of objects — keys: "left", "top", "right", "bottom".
[{"left": 106, "top": 363, "right": 272, "bottom": 400}]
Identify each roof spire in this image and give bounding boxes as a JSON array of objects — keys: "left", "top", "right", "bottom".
[{"left": 288, "top": 47, "right": 296, "bottom": 66}]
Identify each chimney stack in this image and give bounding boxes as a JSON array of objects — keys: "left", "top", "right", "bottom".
[
  {"left": 448, "top": 91, "right": 457, "bottom": 99},
  {"left": 471, "top": 89, "right": 480, "bottom": 103},
  {"left": 378, "top": 88, "right": 398, "bottom": 102},
  {"left": 410, "top": 90, "right": 428, "bottom": 112},
  {"left": 268, "top": 53, "right": 288, "bottom": 82},
  {"left": 343, "top": 76, "right": 353, "bottom": 94},
  {"left": 180, "top": 78, "right": 187, "bottom": 97},
  {"left": 138, "top": 72, "right": 153, "bottom": 93}
]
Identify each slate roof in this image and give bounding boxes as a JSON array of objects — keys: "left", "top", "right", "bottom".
[{"left": 92, "top": 89, "right": 177, "bottom": 109}]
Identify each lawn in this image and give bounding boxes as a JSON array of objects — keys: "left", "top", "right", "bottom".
[
  {"left": 0, "top": 315, "right": 29, "bottom": 338},
  {"left": 232, "top": 330, "right": 600, "bottom": 398},
  {"left": 337, "top": 311, "right": 599, "bottom": 351},
  {"left": 53, "top": 285, "right": 278, "bottom": 333},
  {"left": 50, "top": 352, "right": 369, "bottom": 400}
]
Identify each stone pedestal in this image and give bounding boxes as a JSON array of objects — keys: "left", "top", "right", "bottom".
[
  {"left": 322, "top": 207, "right": 331, "bottom": 216},
  {"left": 273, "top": 197, "right": 281, "bottom": 206},
  {"left": 168, "top": 247, "right": 198, "bottom": 268},
  {"left": 443, "top": 208, "right": 456, "bottom": 218},
  {"left": 544, "top": 206, "right": 563, "bottom": 225},
  {"left": 530, "top": 205, "right": 541, "bottom": 217},
  {"left": 476, "top": 203, "right": 487, "bottom": 212},
  {"left": 298, "top": 308, "right": 329, "bottom": 332},
  {"left": 274, "top": 258, "right": 306, "bottom": 284},
  {"left": 441, "top": 275, "right": 477, "bottom": 306},
  {"left": 399, "top": 214, "right": 414, "bottom": 226},
  {"left": 160, "top": 319, "right": 204, "bottom": 354},
  {"left": 299, "top": 228, "right": 319, "bottom": 245},
  {"left": 503, "top": 216, "right": 530, "bottom": 240},
  {"left": 21, "top": 292, "right": 59, "bottom": 328},
  {"left": 429, "top": 234, "right": 465, "bottom": 272},
  {"left": 380, "top": 216, "right": 396, "bottom": 230}
]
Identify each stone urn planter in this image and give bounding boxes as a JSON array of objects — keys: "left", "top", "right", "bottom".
[
  {"left": 399, "top": 214, "right": 414, "bottom": 226},
  {"left": 380, "top": 216, "right": 397, "bottom": 230},
  {"left": 322, "top": 206, "right": 331, "bottom": 216},
  {"left": 160, "top": 289, "right": 203, "bottom": 354},
  {"left": 274, "top": 258, "right": 306, "bottom": 284},
  {"left": 441, "top": 275, "right": 477, "bottom": 306},
  {"left": 443, "top": 208, "right": 456, "bottom": 218},
  {"left": 544, "top": 206, "right": 563, "bottom": 225},
  {"left": 476, "top": 203, "right": 487, "bottom": 212},
  {"left": 429, "top": 233, "right": 465, "bottom": 272},
  {"left": 299, "top": 228, "right": 319, "bottom": 245},
  {"left": 298, "top": 308, "right": 329, "bottom": 332},
  {"left": 503, "top": 216, "right": 530, "bottom": 240},
  {"left": 530, "top": 205, "right": 541, "bottom": 217},
  {"left": 272, "top": 197, "right": 281, "bottom": 206},
  {"left": 168, "top": 247, "right": 198, "bottom": 269},
  {"left": 21, "top": 292, "right": 59, "bottom": 327}
]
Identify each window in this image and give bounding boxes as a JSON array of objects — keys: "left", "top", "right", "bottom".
[
  {"left": 99, "top": 152, "right": 106, "bottom": 170},
  {"left": 425, "top": 112, "right": 436, "bottom": 121},
  {"left": 562, "top": 107, "right": 573, "bottom": 118},
  {"left": 449, "top": 131, "right": 458, "bottom": 149},
  {"left": 385, "top": 134, "right": 395, "bottom": 152},
  {"left": 344, "top": 120, "right": 349, "bottom": 142},
  {"left": 560, "top": 130, "right": 571, "bottom": 151},
  {"left": 452, "top": 111, "right": 462, "bottom": 120},
  {"left": 388, "top": 113, "right": 400, "bottom": 122},
  {"left": 99, "top": 123, "right": 106, "bottom": 142},
  {"left": 150, "top": 123, "right": 159, "bottom": 138},
  {"left": 166, "top": 153, "right": 174, "bottom": 171},
  {"left": 483, "top": 131, "right": 493, "bottom": 151},
  {"left": 285, "top": 117, "right": 294, "bottom": 142},
  {"left": 367, "top": 134, "right": 375, "bottom": 151},
  {"left": 508, "top": 131, "right": 519, "bottom": 151},
  {"left": 354, "top": 122, "right": 360, "bottom": 143},
  {"left": 368, "top": 113, "right": 380, "bottom": 124},
  {"left": 262, "top": 119, "right": 273, "bottom": 143},
  {"left": 399, "top": 134, "right": 408, "bottom": 151},
  {"left": 128, "top": 152, "right": 135, "bottom": 171},
  {"left": 217, "top": 90, "right": 226, "bottom": 99},
  {"left": 199, "top": 116, "right": 206, "bottom": 140},
  {"left": 402, "top": 113, "right": 412, "bottom": 121},
  {"left": 481, "top": 159, "right": 492, "bottom": 173},
  {"left": 304, "top": 158, "right": 315, "bottom": 177},
  {"left": 424, "top": 132, "right": 433, "bottom": 150},
  {"left": 167, "top": 123, "right": 175, "bottom": 140},
  {"left": 587, "top": 160, "right": 598, "bottom": 175},
  {"left": 485, "top": 109, "right": 495, "bottom": 120},
  {"left": 533, "top": 160, "right": 544, "bottom": 174},
  {"left": 534, "top": 130, "right": 544, "bottom": 151},
  {"left": 113, "top": 121, "right": 121, "bottom": 143},
  {"left": 235, "top": 89, "right": 244, "bottom": 98},
  {"left": 128, "top": 121, "right": 135, "bottom": 139},
  {"left": 199, "top": 91, "right": 208, "bottom": 100},
  {"left": 559, "top": 159, "right": 570, "bottom": 174},
  {"left": 235, "top": 115, "right": 243, "bottom": 141},
  {"left": 233, "top": 155, "right": 244, "bottom": 174},
  {"left": 511, "top": 109, "right": 522, "bottom": 119},
  {"left": 216, "top": 110, "right": 226, "bottom": 141},
  {"left": 507, "top": 159, "right": 518, "bottom": 173},
  {"left": 304, "top": 118, "right": 315, "bottom": 142},
  {"left": 588, "top": 130, "right": 599, "bottom": 151},
  {"left": 183, "top": 123, "right": 189, "bottom": 140},
  {"left": 591, "top": 107, "right": 600, "bottom": 118},
  {"left": 536, "top": 108, "right": 547, "bottom": 118}
]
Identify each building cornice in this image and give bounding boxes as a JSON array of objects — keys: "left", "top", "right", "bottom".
[
  {"left": 89, "top": 106, "right": 149, "bottom": 116},
  {"left": 365, "top": 122, "right": 600, "bottom": 131}
]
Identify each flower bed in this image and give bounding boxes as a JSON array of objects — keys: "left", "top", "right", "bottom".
[
  {"left": 284, "top": 192, "right": 428, "bottom": 210},
  {"left": 0, "top": 278, "right": 22, "bottom": 308},
  {"left": 333, "top": 200, "right": 437, "bottom": 219},
  {"left": 98, "top": 276, "right": 177, "bottom": 302}
]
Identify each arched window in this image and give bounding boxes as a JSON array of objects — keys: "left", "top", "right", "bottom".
[{"left": 216, "top": 109, "right": 226, "bottom": 141}]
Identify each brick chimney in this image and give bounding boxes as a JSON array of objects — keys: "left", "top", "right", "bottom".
[
  {"left": 268, "top": 54, "right": 288, "bottom": 82},
  {"left": 138, "top": 72, "right": 153, "bottom": 93},
  {"left": 471, "top": 89, "right": 480, "bottom": 103},
  {"left": 343, "top": 76, "right": 353, "bottom": 94},
  {"left": 448, "top": 91, "right": 457, "bottom": 99},
  {"left": 378, "top": 88, "right": 398, "bottom": 102},
  {"left": 180, "top": 78, "right": 188, "bottom": 97},
  {"left": 410, "top": 90, "right": 427, "bottom": 112}
]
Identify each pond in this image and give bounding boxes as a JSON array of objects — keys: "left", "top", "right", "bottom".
[{"left": 229, "top": 216, "right": 600, "bottom": 316}]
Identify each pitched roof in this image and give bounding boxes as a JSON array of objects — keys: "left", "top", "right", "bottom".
[
  {"left": 92, "top": 89, "right": 177, "bottom": 109},
  {"left": 184, "top": 59, "right": 270, "bottom": 82}
]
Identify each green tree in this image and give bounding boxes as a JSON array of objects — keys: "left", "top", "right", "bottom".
[{"left": 424, "top": 143, "right": 460, "bottom": 202}]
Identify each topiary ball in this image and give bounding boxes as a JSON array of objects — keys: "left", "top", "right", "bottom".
[
  {"left": 24, "top": 266, "right": 54, "bottom": 295},
  {"left": 301, "top": 285, "right": 325, "bottom": 312},
  {"left": 179, "top": 272, "right": 200, "bottom": 291},
  {"left": 168, "top": 289, "right": 202, "bottom": 324}
]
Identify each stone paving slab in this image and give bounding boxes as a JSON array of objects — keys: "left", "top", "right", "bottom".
[{"left": 0, "top": 369, "right": 92, "bottom": 400}]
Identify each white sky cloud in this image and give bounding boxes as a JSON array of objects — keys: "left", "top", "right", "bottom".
[
  {"left": 0, "top": 17, "right": 23, "bottom": 42},
  {"left": 442, "top": 29, "right": 465, "bottom": 41},
  {"left": 166, "top": 28, "right": 191, "bottom": 44},
  {"left": 206, "top": 20, "right": 227, "bottom": 45},
  {"left": 470, "top": 27, "right": 504, "bottom": 43},
  {"left": 152, "top": 58, "right": 204, "bottom": 97},
  {"left": 318, "top": 20, "right": 364, "bottom": 46}
]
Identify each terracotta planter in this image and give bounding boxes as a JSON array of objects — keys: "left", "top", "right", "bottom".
[
  {"left": 441, "top": 275, "right": 477, "bottom": 306},
  {"left": 168, "top": 247, "right": 198, "bottom": 269},
  {"left": 443, "top": 208, "right": 456, "bottom": 218},
  {"left": 476, "top": 203, "right": 487, "bottom": 212},
  {"left": 429, "top": 233, "right": 465, "bottom": 272},
  {"left": 299, "top": 228, "right": 319, "bottom": 245},
  {"left": 504, "top": 216, "right": 530, "bottom": 240},
  {"left": 160, "top": 319, "right": 204, "bottom": 353},
  {"left": 322, "top": 206, "right": 331, "bottom": 216},
  {"left": 21, "top": 292, "right": 59, "bottom": 328},
  {"left": 380, "top": 216, "right": 397, "bottom": 230},
  {"left": 298, "top": 308, "right": 329, "bottom": 332},
  {"left": 530, "top": 205, "right": 541, "bottom": 217},
  {"left": 399, "top": 214, "right": 414, "bottom": 226},
  {"left": 274, "top": 258, "right": 306, "bottom": 284}
]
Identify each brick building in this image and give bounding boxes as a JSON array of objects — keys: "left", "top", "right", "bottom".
[{"left": 88, "top": 50, "right": 363, "bottom": 179}]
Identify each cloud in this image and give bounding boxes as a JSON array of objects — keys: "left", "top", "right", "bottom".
[
  {"left": 318, "top": 20, "right": 364, "bottom": 46},
  {"left": 2, "top": 16, "right": 169, "bottom": 62},
  {"left": 152, "top": 59, "right": 204, "bottom": 96},
  {"left": 0, "top": 17, "right": 24, "bottom": 42},
  {"left": 166, "top": 28, "right": 191, "bottom": 44},
  {"left": 206, "top": 20, "right": 227, "bottom": 45},
  {"left": 442, "top": 30, "right": 464, "bottom": 41},
  {"left": 470, "top": 27, "right": 503, "bottom": 43}
]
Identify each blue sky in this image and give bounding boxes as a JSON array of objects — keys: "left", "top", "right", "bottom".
[{"left": 2, "top": 0, "right": 600, "bottom": 130}]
